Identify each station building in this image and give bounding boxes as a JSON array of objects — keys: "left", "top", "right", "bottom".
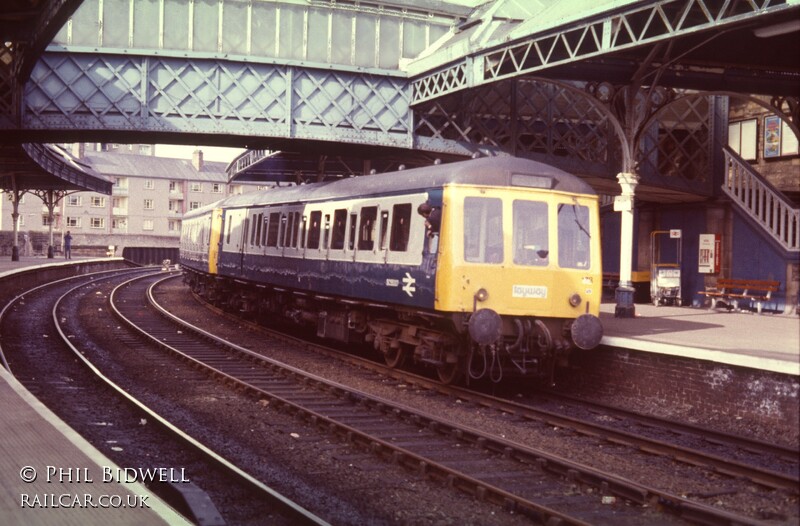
[{"left": 0, "top": 143, "right": 264, "bottom": 257}]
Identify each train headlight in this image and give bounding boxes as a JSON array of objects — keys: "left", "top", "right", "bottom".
[
  {"left": 474, "top": 288, "right": 489, "bottom": 302},
  {"left": 568, "top": 293, "right": 582, "bottom": 307}
]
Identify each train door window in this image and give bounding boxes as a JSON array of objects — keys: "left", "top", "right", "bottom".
[
  {"left": 300, "top": 215, "right": 308, "bottom": 249},
  {"left": 389, "top": 204, "right": 411, "bottom": 252},
  {"left": 307, "top": 211, "right": 322, "bottom": 249},
  {"left": 512, "top": 200, "right": 549, "bottom": 266},
  {"left": 558, "top": 203, "right": 591, "bottom": 269},
  {"left": 277, "top": 214, "right": 286, "bottom": 247},
  {"left": 226, "top": 218, "right": 232, "bottom": 244},
  {"left": 358, "top": 206, "right": 377, "bottom": 250},
  {"left": 348, "top": 213, "right": 357, "bottom": 250},
  {"left": 266, "top": 212, "right": 281, "bottom": 247},
  {"left": 291, "top": 212, "right": 301, "bottom": 247},
  {"left": 323, "top": 214, "right": 331, "bottom": 248},
  {"left": 463, "top": 197, "right": 503, "bottom": 263},
  {"left": 250, "top": 213, "right": 260, "bottom": 247},
  {"left": 261, "top": 214, "right": 268, "bottom": 246},
  {"left": 330, "top": 209, "right": 347, "bottom": 250},
  {"left": 379, "top": 210, "right": 390, "bottom": 250},
  {"left": 284, "top": 213, "right": 294, "bottom": 248},
  {"left": 257, "top": 213, "right": 264, "bottom": 246}
]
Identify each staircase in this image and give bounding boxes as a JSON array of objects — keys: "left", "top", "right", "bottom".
[{"left": 722, "top": 147, "right": 799, "bottom": 253}]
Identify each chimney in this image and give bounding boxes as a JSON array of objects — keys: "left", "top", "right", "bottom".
[
  {"left": 192, "top": 149, "right": 204, "bottom": 171},
  {"left": 71, "top": 143, "right": 85, "bottom": 159}
]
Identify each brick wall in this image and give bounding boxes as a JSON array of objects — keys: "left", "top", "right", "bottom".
[{"left": 555, "top": 346, "right": 799, "bottom": 443}]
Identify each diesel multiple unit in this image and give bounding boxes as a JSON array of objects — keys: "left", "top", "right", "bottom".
[{"left": 180, "top": 157, "right": 603, "bottom": 384}]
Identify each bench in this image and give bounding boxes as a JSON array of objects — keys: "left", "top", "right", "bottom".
[{"left": 698, "top": 278, "right": 780, "bottom": 314}]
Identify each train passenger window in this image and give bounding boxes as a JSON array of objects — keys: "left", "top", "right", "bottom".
[
  {"left": 390, "top": 204, "right": 411, "bottom": 251},
  {"left": 348, "top": 214, "right": 357, "bottom": 250},
  {"left": 513, "top": 200, "right": 549, "bottom": 266},
  {"left": 266, "top": 212, "right": 281, "bottom": 247},
  {"left": 277, "top": 214, "right": 286, "bottom": 247},
  {"left": 256, "top": 213, "right": 264, "bottom": 247},
  {"left": 558, "top": 203, "right": 591, "bottom": 269},
  {"left": 300, "top": 215, "right": 307, "bottom": 249},
  {"left": 358, "top": 207, "right": 377, "bottom": 250},
  {"left": 307, "top": 211, "right": 322, "bottom": 249},
  {"left": 331, "top": 209, "right": 347, "bottom": 250},
  {"left": 464, "top": 197, "right": 503, "bottom": 263}
]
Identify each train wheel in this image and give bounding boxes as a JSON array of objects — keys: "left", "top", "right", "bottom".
[
  {"left": 436, "top": 361, "right": 462, "bottom": 384},
  {"left": 384, "top": 346, "right": 406, "bottom": 368}
]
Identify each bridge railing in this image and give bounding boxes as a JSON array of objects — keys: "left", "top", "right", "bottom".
[{"left": 722, "top": 147, "right": 799, "bottom": 253}]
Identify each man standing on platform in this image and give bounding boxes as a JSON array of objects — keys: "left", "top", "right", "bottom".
[{"left": 64, "top": 231, "right": 72, "bottom": 259}]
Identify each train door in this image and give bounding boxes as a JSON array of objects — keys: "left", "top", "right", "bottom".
[
  {"left": 208, "top": 207, "right": 224, "bottom": 274},
  {"left": 240, "top": 215, "right": 249, "bottom": 273}
]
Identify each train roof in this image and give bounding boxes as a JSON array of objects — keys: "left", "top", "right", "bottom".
[{"left": 187, "top": 156, "right": 595, "bottom": 217}]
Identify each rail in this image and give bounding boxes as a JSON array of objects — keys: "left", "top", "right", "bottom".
[{"left": 722, "top": 147, "right": 799, "bottom": 252}]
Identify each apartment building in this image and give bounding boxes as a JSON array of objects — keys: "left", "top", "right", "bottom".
[{"left": 1, "top": 144, "right": 264, "bottom": 256}]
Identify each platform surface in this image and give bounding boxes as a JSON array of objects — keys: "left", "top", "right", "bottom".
[
  {"left": 600, "top": 302, "right": 799, "bottom": 375},
  {"left": 0, "top": 369, "right": 190, "bottom": 525}
]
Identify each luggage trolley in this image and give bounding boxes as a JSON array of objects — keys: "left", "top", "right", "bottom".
[{"left": 650, "top": 230, "right": 682, "bottom": 306}]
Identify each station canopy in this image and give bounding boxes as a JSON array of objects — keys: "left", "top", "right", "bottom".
[{"left": 0, "top": 143, "right": 111, "bottom": 194}]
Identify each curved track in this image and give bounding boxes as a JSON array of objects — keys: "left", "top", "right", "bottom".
[{"left": 0, "top": 267, "right": 327, "bottom": 526}]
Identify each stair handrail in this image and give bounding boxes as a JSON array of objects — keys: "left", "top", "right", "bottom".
[{"left": 722, "top": 146, "right": 799, "bottom": 252}]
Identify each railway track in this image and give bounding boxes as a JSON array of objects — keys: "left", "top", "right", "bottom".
[
  {"left": 116, "top": 271, "right": 796, "bottom": 525},
  {"left": 172, "top": 277, "right": 800, "bottom": 493},
  {"left": 1, "top": 267, "right": 328, "bottom": 526}
]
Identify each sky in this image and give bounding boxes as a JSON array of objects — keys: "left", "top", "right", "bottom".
[{"left": 154, "top": 144, "right": 246, "bottom": 164}]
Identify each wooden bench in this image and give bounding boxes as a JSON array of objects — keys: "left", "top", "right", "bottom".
[{"left": 698, "top": 278, "right": 780, "bottom": 314}]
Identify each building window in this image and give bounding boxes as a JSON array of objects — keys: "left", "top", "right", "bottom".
[
  {"left": 144, "top": 199, "right": 154, "bottom": 210},
  {"left": 67, "top": 195, "right": 82, "bottom": 206},
  {"left": 142, "top": 219, "right": 154, "bottom": 231},
  {"left": 169, "top": 219, "right": 181, "bottom": 232},
  {"left": 90, "top": 217, "right": 105, "bottom": 229},
  {"left": 144, "top": 179, "right": 155, "bottom": 190},
  {"left": 169, "top": 181, "right": 180, "bottom": 192},
  {"left": 42, "top": 215, "right": 54, "bottom": 226},
  {"left": 728, "top": 119, "right": 757, "bottom": 161},
  {"left": 18, "top": 215, "right": 25, "bottom": 227},
  {"left": 190, "top": 182, "right": 202, "bottom": 192},
  {"left": 212, "top": 183, "right": 223, "bottom": 193},
  {"left": 112, "top": 218, "right": 127, "bottom": 229},
  {"left": 91, "top": 196, "right": 106, "bottom": 207},
  {"left": 168, "top": 200, "right": 181, "bottom": 213},
  {"left": 189, "top": 201, "right": 201, "bottom": 211},
  {"left": 67, "top": 217, "right": 81, "bottom": 228}
]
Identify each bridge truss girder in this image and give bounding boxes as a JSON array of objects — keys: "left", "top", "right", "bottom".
[
  {"left": 410, "top": 0, "right": 800, "bottom": 105},
  {"left": 17, "top": 51, "right": 416, "bottom": 151}
]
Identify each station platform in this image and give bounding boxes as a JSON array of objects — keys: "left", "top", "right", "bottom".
[
  {"left": 0, "top": 368, "right": 190, "bottom": 525},
  {"left": 600, "top": 302, "right": 799, "bottom": 376},
  {"left": 0, "top": 255, "right": 116, "bottom": 279}
]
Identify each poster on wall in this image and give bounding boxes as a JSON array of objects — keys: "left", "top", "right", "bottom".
[{"left": 763, "top": 115, "right": 781, "bottom": 158}]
